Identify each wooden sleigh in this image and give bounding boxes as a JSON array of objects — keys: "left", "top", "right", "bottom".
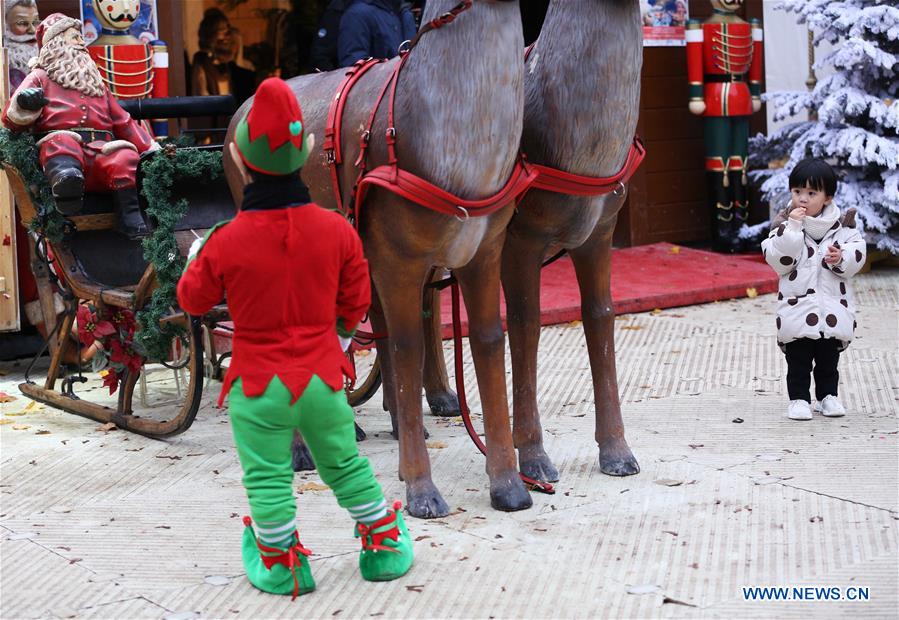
[{"left": 2, "top": 146, "right": 234, "bottom": 437}]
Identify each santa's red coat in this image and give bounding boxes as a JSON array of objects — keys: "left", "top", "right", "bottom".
[{"left": 176, "top": 204, "right": 371, "bottom": 406}]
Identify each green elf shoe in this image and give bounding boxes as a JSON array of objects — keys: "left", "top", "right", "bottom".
[
  {"left": 355, "top": 501, "right": 414, "bottom": 582},
  {"left": 241, "top": 516, "right": 316, "bottom": 599}
]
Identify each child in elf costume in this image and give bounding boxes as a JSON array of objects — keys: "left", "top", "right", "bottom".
[{"left": 176, "top": 78, "right": 413, "bottom": 598}]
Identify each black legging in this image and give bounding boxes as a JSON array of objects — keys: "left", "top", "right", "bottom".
[{"left": 784, "top": 338, "right": 841, "bottom": 402}]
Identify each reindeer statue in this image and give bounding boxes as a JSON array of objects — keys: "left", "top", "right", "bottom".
[
  {"left": 418, "top": 0, "right": 645, "bottom": 481},
  {"left": 224, "top": 0, "right": 531, "bottom": 519}
]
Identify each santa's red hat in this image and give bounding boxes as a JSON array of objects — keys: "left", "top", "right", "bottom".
[{"left": 35, "top": 13, "right": 81, "bottom": 49}]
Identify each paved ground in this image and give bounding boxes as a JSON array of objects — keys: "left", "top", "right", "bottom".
[{"left": 1, "top": 266, "right": 897, "bottom": 619}]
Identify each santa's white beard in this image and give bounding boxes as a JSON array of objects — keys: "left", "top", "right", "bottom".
[
  {"left": 5, "top": 38, "right": 37, "bottom": 75},
  {"left": 34, "top": 38, "right": 106, "bottom": 98}
]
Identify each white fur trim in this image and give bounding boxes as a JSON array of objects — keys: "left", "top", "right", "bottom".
[
  {"left": 752, "top": 28, "right": 763, "bottom": 42},
  {"left": 685, "top": 29, "right": 703, "bottom": 43},
  {"left": 36, "top": 130, "right": 82, "bottom": 146},
  {"left": 41, "top": 16, "right": 81, "bottom": 49},
  {"left": 5, "top": 96, "right": 42, "bottom": 125},
  {"left": 101, "top": 140, "right": 138, "bottom": 155}
]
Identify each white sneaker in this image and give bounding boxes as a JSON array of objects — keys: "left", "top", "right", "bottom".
[
  {"left": 787, "top": 399, "right": 813, "bottom": 420},
  {"left": 815, "top": 395, "right": 846, "bottom": 417}
]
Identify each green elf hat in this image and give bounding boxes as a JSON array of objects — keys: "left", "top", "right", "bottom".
[{"left": 235, "top": 77, "right": 311, "bottom": 176}]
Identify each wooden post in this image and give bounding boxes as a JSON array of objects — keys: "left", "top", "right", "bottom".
[{"left": 0, "top": 5, "right": 21, "bottom": 332}]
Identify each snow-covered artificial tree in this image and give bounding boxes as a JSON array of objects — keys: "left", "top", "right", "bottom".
[{"left": 748, "top": 0, "right": 899, "bottom": 253}]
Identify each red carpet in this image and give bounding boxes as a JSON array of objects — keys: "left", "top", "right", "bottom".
[
  {"left": 213, "top": 242, "right": 777, "bottom": 345},
  {"left": 432, "top": 242, "right": 777, "bottom": 337}
]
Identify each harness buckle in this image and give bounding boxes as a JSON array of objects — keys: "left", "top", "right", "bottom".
[
  {"left": 612, "top": 181, "right": 627, "bottom": 197},
  {"left": 326, "top": 149, "right": 336, "bottom": 164},
  {"left": 455, "top": 206, "right": 469, "bottom": 222},
  {"left": 398, "top": 40, "right": 411, "bottom": 54},
  {"left": 360, "top": 130, "right": 371, "bottom": 144},
  {"left": 385, "top": 127, "right": 396, "bottom": 140}
]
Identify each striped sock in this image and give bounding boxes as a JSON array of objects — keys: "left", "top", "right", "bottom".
[
  {"left": 347, "top": 499, "right": 388, "bottom": 525},
  {"left": 256, "top": 520, "right": 297, "bottom": 550}
]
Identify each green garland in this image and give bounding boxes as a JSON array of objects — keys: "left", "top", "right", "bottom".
[
  {"left": 0, "top": 129, "right": 224, "bottom": 363},
  {"left": 137, "top": 145, "right": 223, "bottom": 361}
]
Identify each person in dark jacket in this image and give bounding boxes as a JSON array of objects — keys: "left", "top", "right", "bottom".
[
  {"left": 309, "top": 0, "right": 353, "bottom": 72},
  {"left": 337, "top": 0, "right": 416, "bottom": 67}
]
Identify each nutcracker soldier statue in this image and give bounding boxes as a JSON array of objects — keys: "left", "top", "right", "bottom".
[
  {"left": 87, "top": 0, "right": 169, "bottom": 136},
  {"left": 686, "top": 0, "right": 763, "bottom": 253}
]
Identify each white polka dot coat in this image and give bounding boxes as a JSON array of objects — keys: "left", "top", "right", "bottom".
[{"left": 761, "top": 206, "right": 866, "bottom": 351}]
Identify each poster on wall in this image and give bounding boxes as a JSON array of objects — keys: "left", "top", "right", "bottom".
[
  {"left": 80, "top": 0, "right": 159, "bottom": 45},
  {"left": 641, "top": 0, "right": 689, "bottom": 47}
]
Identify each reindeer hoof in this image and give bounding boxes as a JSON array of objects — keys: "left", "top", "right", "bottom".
[
  {"left": 490, "top": 476, "right": 532, "bottom": 512},
  {"left": 598, "top": 440, "right": 639, "bottom": 476},
  {"left": 406, "top": 481, "right": 450, "bottom": 519},
  {"left": 355, "top": 422, "right": 367, "bottom": 442},
  {"left": 292, "top": 442, "right": 315, "bottom": 472},
  {"left": 519, "top": 449, "right": 560, "bottom": 483},
  {"left": 426, "top": 390, "right": 460, "bottom": 417}
]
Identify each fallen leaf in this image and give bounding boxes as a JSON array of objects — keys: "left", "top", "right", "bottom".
[
  {"left": 654, "top": 478, "right": 683, "bottom": 487},
  {"left": 426, "top": 441, "right": 447, "bottom": 449},
  {"left": 732, "top": 417, "right": 744, "bottom": 424},
  {"left": 809, "top": 516, "right": 823, "bottom": 523},
  {"left": 621, "top": 325, "right": 644, "bottom": 331},
  {"left": 0, "top": 419, "right": 13, "bottom": 425},
  {"left": 68, "top": 558, "right": 83, "bottom": 565},
  {"left": 668, "top": 245, "right": 681, "bottom": 254},
  {"left": 0, "top": 392, "right": 16, "bottom": 403},
  {"left": 746, "top": 287, "right": 759, "bottom": 298},
  {"left": 35, "top": 430, "right": 51, "bottom": 435},
  {"left": 155, "top": 525, "right": 171, "bottom": 529},
  {"left": 662, "top": 530, "right": 678, "bottom": 537},
  {"left": 12, "top": 424, "right": 31, "bottom": 431},
  {"left": 414, "top": 535, "right": 431, "bottom": 542},
  {"left": 650, "top": 308, "right": 662, "bottom": 315},
  {"left": 405, "top": 584, "right": 425, "bottom": 593},
  {"left": 24, "top": 401, "right": 42, "bottom": 412},
  {"left": 96, "top": 422, "right": 118, "bottom": 432},
  {"left": 155, "top": 455, "right": 182, "bottom": 460},
  {"left": 297, "top": 482, "right": 329, "bottom": 492},
  {"left": 663, "top": 596, "right": 696, "bottom": 607},
  {"left": 688, "top": 444, "right": 704, "bottom": 449}
]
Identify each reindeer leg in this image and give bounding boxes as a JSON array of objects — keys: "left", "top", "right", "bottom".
[
  {"left": 291, "top": 432, "right": 315, "bottom": 472},
  {"left": 568, "top": 223, "right": 639, "bottom": 476},
  {"left": 368, "top": 286, "right": 399, "bottom": 436},
  {"left": 501, "top": 234, "right": 559, "bottom": 482},
  {"left": 457, "top": 244, "right": 531, "bottom": 512},
  {"left": 373, "top": 264, "right": 449, "bottom": 519},
  {"left": 422, "top": 284, "right": 460, "bottom": 416}
]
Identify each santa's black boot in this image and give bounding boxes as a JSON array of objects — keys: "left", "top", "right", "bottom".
[
  {"left": 43, "top": 155, "right": 84, "bottom": 216},
  {"left": 113, "top": 188, "right": 149, "bottom": 239}
]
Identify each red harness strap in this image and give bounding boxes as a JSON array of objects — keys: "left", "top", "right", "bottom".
[
  {"left": 324, "top": 58, "right": 385, "bottom": 214},
  {"left": 323, "top": 1, "right": 531, "bottom": 228},
  {"left": 528, "top": 136, "right": 646, "bottom": 197}
]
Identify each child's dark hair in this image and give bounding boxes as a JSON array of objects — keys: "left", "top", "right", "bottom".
[{"left": 789, "top": 158, "right": 837, "bottom": 196}]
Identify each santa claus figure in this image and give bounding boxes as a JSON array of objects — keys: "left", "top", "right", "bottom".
[
  {"left": 3, "top": 0, "right": 40, "bottom": 91},
  {"left": 1, "top": 13, "right": 160, "bottom": 238}
]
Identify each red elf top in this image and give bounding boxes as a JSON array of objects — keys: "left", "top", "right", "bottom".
[{"left": 176, "top": 78, "right": 370, "bottom": 405}]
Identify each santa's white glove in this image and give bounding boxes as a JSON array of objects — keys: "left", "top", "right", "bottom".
[
  {"left": 338, "top": 335, "right": 352, "bottom": 352},
  {"left": 188, "top": 237, "right": 203, "bottom": 260}
]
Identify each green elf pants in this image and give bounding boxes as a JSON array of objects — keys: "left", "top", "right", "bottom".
[{"left": 229, "top": 375, "right": 385, "bottom": 527}]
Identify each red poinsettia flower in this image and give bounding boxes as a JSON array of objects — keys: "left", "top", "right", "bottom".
[
  {"left": 110, "top": 309, "right": 137, "bottom": 337},
  {"left": 101, "top": 368, "right": 120, "bottom": 395},
  {"left": 108, "top": 339, "right": 143, "bottom": 375},
  {"left": 76, "top": 304, "right": 116, "bottom": 347}
]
